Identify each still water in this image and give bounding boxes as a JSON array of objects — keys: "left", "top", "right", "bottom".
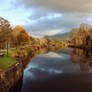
[{"left": 20, "top": 48, "right": 92, "bottom": 92}]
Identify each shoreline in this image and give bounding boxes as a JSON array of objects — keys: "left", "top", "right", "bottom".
[{"left": 0, "top": 44, "right": 62, "bottom": 92}]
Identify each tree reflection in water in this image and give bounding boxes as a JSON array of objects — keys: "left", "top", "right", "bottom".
[
  {"left": 22, "top": 48, "right": 49, "bottom": 70},
  {"left": 23, "top": 48, "right": 92, "bottom": 72},
  {"left": 71, "top": 48, "right": 92, "bottom": 71},
  {"left": 20, "top": 48, "right": 92, "bottom": 92}
]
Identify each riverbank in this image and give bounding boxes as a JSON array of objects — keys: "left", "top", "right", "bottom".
[
  {"left": 0, "top": 38, "right": 63, "bottom": 92},
  {"left": 0, "top": 49, "right": 17, "bottom": 71},
  {"left": 0, "top": 61, "right": 23, "bottom": 92},
  {"left": 0, "top": 37, "right": 63, "bottom": 71}
]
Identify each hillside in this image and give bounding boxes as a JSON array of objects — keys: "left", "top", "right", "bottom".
[{"left": 44, "top": 32, "right": 71, "bottom": 40}]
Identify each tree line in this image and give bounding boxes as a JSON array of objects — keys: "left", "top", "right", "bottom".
[
  {"left": 0, "top": 17, "right": 30, "bottom": 49},
  {"left": 71, "top": 24, "right": 92, "bottom": 47}
]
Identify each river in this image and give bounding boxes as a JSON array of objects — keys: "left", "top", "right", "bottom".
[{"left": 20, "top": 48, "right": 92, "bottom": 92}]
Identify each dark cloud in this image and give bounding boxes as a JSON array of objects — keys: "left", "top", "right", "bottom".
[
  {"left": 14, "top": 0, "right": 92, "bottom": 37},
  {"left": 16, "top": 0, "right": 92, "bottom": 13},
  {"left": 24, "top": 12, "right": 92, "bottom": 34}
]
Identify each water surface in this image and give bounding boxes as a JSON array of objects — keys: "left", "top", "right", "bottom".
[{"left": 21, "top": 48, "right": 92, "bottom": 92}]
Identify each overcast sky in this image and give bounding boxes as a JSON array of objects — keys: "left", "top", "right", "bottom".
[{"left": 1, "top": 0, "right": 92, "bottom": 37}]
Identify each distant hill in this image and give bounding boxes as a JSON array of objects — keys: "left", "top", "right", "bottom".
[{"left": 44, "top": 32, "right": 71, "bottom": 40}]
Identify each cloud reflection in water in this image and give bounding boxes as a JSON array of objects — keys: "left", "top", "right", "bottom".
[{"left": 23, "top": 52, "right": 65, "bottom": 82}]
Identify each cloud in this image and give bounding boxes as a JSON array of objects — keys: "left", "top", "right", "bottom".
[
  {"left": 23, "top": 12, "right": 65, "bottom": 37},
  {"left": 23, "top": 12, "right": 92, "bottom": 37},
  {"left": 30, "top": 30, "right": 61, "bottom": 37},
  {"left": 0, "top": 0, "right": 31, "bottom": 26},
  {"left": 5, "top": 0, "right": 92, "bottom": 37},
  {"left": 16, "top": 0, "right": 92, "bottom": 13}
]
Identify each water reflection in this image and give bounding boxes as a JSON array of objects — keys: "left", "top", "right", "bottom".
[
  {"left": 71, "top": 48, "right": 92, "bottom": 71},
  {"left": 20, "top": 48, "right": 92, "bottom": 92},
  {"left": 22, "top": 48, "right": 49, "bottom": 69}
]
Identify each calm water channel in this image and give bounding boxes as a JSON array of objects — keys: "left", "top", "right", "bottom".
[{"left": 20, "top": 48, "right": 92, "bottom": 92}]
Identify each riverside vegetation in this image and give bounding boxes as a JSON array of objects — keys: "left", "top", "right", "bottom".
[
  {"left": 0, "top": 17, "right": 64, "bottom": 71},
  {"left": 70, "top": 24, "right": 92, "bottom": 49},
  {"left": 0, "top": 17, "right": 92, "bottom": 92},
  {"left": 0, "top": 17, "right": 65, "bottom": 92},
  {"left": 1, "top": 17, "right": 92, "bottom": 71}
]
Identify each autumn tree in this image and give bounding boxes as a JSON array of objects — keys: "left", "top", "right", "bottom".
[
  {"left": 0, "top": 17, "right": 14, "bottom": 56},
  {"left": 13, "top": 26, "right": 30, "bottom": 46},
  {"left": 30, "top": 35, "right": 36, "bottom": 45}
]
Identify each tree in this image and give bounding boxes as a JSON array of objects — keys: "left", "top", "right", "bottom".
[
  {"left": 13, "top": 26, "right": 30, "bottom": 46},
  {"left": 0, "top": 17, "right": 13, "bottom": 56}
]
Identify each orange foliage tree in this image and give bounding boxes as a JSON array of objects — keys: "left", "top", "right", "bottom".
[{"left": 13, "top": 25, "right": 30, "bottom": 46}]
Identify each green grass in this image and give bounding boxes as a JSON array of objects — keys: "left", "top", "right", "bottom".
[{"left": 0, "top": 49, "right": 17, "bottom": 71}]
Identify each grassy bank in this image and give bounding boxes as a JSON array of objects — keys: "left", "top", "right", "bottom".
[{"left": 0, "top": 49, "right": 17, "bottom": 71}]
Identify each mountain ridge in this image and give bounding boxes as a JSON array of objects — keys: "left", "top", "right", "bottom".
[{"left": 44, "top": 32, "right": 71, "bottom": 40}]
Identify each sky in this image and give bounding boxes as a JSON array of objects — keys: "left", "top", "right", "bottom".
[{"left": 1, "top": 0, "right": 92, "bottom": 37}]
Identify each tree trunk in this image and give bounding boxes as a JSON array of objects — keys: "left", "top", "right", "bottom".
[{"left": 6, "top": 42, "right": 8, "bottom": 57}]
